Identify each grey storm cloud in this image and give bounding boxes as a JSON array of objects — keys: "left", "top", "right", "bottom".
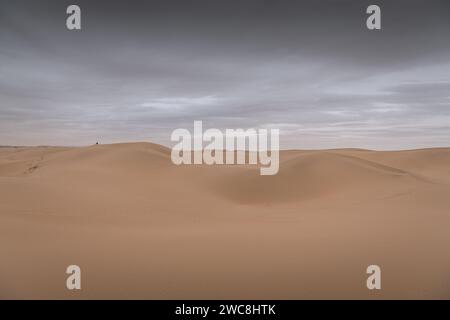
[{"left": 0, "top": 0, "right": 450, "bottom": 149}]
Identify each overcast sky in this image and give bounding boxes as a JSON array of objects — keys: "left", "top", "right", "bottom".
[{"left": 1, "top": 0, "right": 450, "bottom": 149}]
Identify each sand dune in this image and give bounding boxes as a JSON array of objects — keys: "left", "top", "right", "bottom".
[
  {"left": 214, "top": 151, "right": 423, "bottom": 204},
  {"left": 1, "top": 143, "right": 450, "bottom": 299}
]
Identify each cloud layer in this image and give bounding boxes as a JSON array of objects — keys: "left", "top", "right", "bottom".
[{"left": 1, "top": 0, "right": 450, "bottom": 149}]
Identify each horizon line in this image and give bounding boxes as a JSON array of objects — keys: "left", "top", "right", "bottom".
[{"left": 1, "top": 141, "right": 450, "bottom": 153}]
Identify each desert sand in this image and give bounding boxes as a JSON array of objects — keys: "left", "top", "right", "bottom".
[{"left": 0, "top": 142, "right": 449, "bottom": 299}]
